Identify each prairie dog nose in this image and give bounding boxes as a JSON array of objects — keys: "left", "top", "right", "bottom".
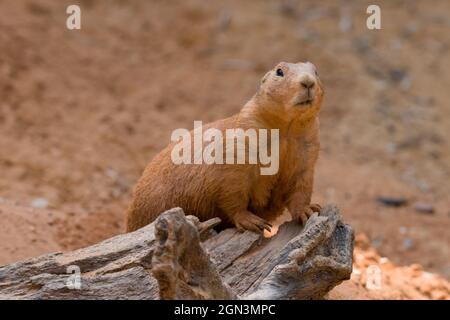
[{"left": 300, "top": 75, "right": 315, "bottom": 89}]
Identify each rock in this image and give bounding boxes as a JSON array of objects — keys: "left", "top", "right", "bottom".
[
  {"left": 379, "top": 257, "right": 389, "bottom": 264},
  {"left": 414, "top": 202, "right": 435, "bottom": 214},
  {"left": 389, "top": 68, "right": 408, "bottom": 83},
  {"left": 30, "top": 198, "right": 49, "bottom": 209},
  {"left": 376, "top": 196, "right": 408, "bottom": 207},
  {"left": 403, "top": 238, "right": 414, "bottom": 250}
]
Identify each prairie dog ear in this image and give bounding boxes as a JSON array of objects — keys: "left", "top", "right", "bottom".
[{"left": 260, "top": 70, "right": 272, "bottom": 84}]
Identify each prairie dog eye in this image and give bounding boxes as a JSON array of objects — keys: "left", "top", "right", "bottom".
[{"left": 276, "top": 68, "right": 284, "bottom": 77}]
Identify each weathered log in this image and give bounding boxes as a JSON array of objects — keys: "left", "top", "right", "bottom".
[
  {"left": 0, "top": 205, "right": 353, "bottom": 300},
  {"left": 152, "top": 214, "right": 235, "bottom": 299}
]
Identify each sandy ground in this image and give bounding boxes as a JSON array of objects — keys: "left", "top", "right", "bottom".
[{"left": 0, "top": 0, "right": 449, "bottom": 298}]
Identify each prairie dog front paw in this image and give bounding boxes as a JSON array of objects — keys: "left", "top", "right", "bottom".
[
  {"left": 233, "top": 211, "right": 272, "bottom": 234},
  {"left": 294, "top": 203, "right": 322, "bottom": 225}
]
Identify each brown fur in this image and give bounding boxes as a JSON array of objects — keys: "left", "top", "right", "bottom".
[{"left": 126, "top": 62, "right": 324, "bottom": 233}]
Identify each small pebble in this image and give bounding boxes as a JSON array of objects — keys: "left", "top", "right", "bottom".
[
  {"left": 403, "top": 238, "right": 414, "bottom": 250},
  {"left": 376, "top": 196, "right": 408, "bottom": 207},
  {"left": 352, "top": 268, "right": 361, "bottom": 275},
  {"left": 379, "top": 257, "right": 389, "bottom": 264},
  {"left": 30, "top": 198, "right": 49, "bottom": 209},
  {"left": 414, "top": 202, "right": 434, "bottom": 214},
  {"left": 105, "top": 168, "right": 119, "bottom": 180}
]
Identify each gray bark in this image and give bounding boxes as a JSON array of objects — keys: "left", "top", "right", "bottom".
[{"left": 0, "top": 205, "right": 354, "bottom": 300}]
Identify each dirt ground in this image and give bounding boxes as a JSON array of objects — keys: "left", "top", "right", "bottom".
[{"left": 0, "top": 0, "right": 449, "bottom": 298}]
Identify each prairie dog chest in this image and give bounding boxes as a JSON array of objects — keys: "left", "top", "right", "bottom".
[
  {"left": 249, "top": 137, "right": 304, "bottom": 209},
  {"left": 274, "top": 136, "right": 306, "bottom": 188}
]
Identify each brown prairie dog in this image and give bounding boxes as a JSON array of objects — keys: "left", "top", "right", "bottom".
[{"left": 126, "top": 62, "right": 324, "bottom": 233}]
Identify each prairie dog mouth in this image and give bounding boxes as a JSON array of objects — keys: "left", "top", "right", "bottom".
[{"left": 294, "top": 97, "right": 314, "bottom": 106}]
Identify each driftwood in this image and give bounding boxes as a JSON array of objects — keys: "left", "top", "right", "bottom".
[{"left": 0, "top": 205, "right": 354, "bottom": 300}]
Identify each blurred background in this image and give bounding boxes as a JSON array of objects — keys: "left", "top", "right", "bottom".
[{"left": 0, "top": 0, "right": 448, "bottom": 284}]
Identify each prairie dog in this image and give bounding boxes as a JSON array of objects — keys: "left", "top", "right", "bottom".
[{"left": 126, "top": 62, "right": 324, "bottom": 233}]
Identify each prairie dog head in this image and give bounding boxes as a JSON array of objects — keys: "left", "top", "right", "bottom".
[{"left": 258, "top": 62, "right": 324, "bottom": 118}]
